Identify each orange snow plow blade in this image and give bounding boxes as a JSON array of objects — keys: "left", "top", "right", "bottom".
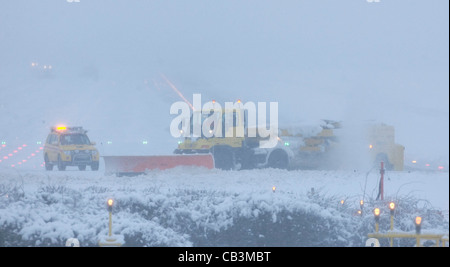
[{"left": 103, "top": 154, "right": 214, "bottom": 176}]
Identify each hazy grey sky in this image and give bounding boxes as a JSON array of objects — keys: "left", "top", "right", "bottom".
[{"left": 0, "top": 0, "right": 448, "bottom": 161}]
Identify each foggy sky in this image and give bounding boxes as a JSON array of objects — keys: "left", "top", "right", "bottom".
[{"left": 0, "top": 0, "right": 448, "bottom": 162}]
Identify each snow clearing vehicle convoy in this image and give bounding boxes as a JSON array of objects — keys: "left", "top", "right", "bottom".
[
  {"left": 173, "top": 110, "right": 404, "bottom": 172},
  {"left": 103, "top": 105, "right": 403, "bottom": 175},
  {"left": 48, "top": 108, "right": 404, "bottom": 174}
]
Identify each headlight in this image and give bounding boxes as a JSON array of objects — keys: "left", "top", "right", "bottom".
[{"left": 63, "top": 150, "right": 71, "bottom": 156}]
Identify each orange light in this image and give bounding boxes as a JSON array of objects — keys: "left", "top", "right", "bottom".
[
  {"left": 374, "top": 208, "right": 380, "bottom": 217},
  {"left": 56, "top": 125, "right": 67, "bottom": 131},
  {"left": 389, "top": 202, "right": 395, "bottom": 210},
  {"left": 340, "top": 199, "right": 345, "bottom": 205},
  {"left": 237, "top": 99, "right": 241, "bottom": 103},
  {"left": 369, "top": 144, "right": 373, "bottom": 149},
  {"left": 415, "top": 216, "right": 422, "bottom": 226},
  {"left": 412, "top": 160, "right": 417, "bottom": 164},
  {"left": 360, "top": 200, "right": 364, "bottom": 206},
  {"left": 107, "top": 199, "right": 114, "bottom": 207},
  {"left": 272, "top": 186, "right": 276, "bottom": 192}
]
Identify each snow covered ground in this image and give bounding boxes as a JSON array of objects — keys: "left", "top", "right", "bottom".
[{"left": 0, "top": 165, "right": 448, "bottom": 247}]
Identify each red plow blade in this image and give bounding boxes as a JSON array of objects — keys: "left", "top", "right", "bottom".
[{"left": 103, "top": 154, "right": 214, "bottom": 176}]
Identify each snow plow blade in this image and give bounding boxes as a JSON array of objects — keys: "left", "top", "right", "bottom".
[{"left": 103, "top": 154, "right": 214, "bottom": 176}]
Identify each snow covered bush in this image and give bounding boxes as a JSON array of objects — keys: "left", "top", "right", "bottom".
[
  {"left": 0, "top": 181, "right": 363, "bottom": 246},
  {"left": 0, "top": 169, "right": 448, "bottom": 247}
]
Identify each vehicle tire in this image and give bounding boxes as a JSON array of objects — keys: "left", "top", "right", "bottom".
[
  {"left": 91, "top": 162, "right": 99, "bottom": 171},
  {"left": 78, "top": 165, "right": 86, "bottom": 171},
  {"left": 212, "top": 146, "right": 235, "bottom": 170},
  {"left": 57, "top": 155, "right": 66, "bottom": 171},
  {"left": 268, "top": 149, "right": 289, "bottom": 169},
  {"left": 44, "top": 154, "right": 53, "bottom": 171}
]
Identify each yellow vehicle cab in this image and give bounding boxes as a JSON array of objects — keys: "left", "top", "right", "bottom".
[{"left": 43, "top": 126, "right": 99, "bottom": 171}]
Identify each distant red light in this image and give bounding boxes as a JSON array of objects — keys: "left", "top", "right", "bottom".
[
  {"left": 3, "top": 156, "right": 8, "bottom": 159},
  {"left": 438, "top": 166, "right": 444, "bottom": 170},
  {"left": 8, "top": 154, "right": 13, "bottom": 157},
  {"left": 22, "top": 144, "right": 27, "bottom": 147},
  {"left": 13, "top": 150, "right": 18, "bottom": 153}
]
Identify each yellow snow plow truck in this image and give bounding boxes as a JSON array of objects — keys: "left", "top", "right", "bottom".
[{"left": 174, "top": 108, "right": 404, "bottom": 171}]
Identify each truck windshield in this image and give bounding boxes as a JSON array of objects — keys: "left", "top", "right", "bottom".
[{"left": 60, "top": 134, "right": 91, "bottom": 145}]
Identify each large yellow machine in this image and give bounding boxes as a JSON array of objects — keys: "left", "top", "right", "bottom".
[
  {"left": 366, "top": 123, "right": 405, "bottom": 171},
  {"left": 278, "top": 121, "right": 404, "bottom": 171},
  {"left": 174, "top": 108, "right": 282, "bottom": 170}
]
